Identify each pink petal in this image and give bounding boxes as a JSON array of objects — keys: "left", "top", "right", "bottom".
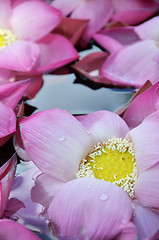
[
  {"left": 35, "top": 34, "right": 79, "bottom": 74},
  {"left": 0, "top": 154, "right": 17, "bottom": 217},
  {"left": 0, "top": 0, "right": 11, "bottom": 28},
  {"left": 0, "top": 69, "right": 16, "bottom": 85},
  {"left": 53, "top": 17, "right": 89, "bottom": 46},
  {"left": 51, "top": 0, "right": 80, "bottom": 16},
  {"left": 76, "top": 110, "right": 129, "bottom": 143},
  {"left": 0, "top": 102, "right": 16, "bottom": 138},
  {"left": 0, "top": 219, "right": 40, "bottom": 240},
  {"left": 71, "top": 0, "right": 114, "bottom": 43},
  {"left": 71, "top": 51, "right": 113, "bottom": 86},
  {"left": 9, "top": 161, "right": 42, "bottom": 217},
  {"left": 135, "top": 16, "right": 159, "bottom": 41},
  {"left": 93, "top": 33, "right": 122, "bottom": 53},
  {"left": 93, "top": 27, "right": 140, "bottom": 53},
  {"left": 20, "top": 109, "right": 94, "bottom": 181},
  {"left": 101, "top": 40, "right": 159, "bottom": 87},
  {"left": 116, "top": 80, "right": 153, "bottom": 117},
  {"left": 134, "top": 164, "right": 159, "bottom": 208},
  {"left": 133, "top": 204, "right": 159, "bottom": 239},
  {"left": 11, "top": 1, "right": 62, "bottom": 41},
  {"left": 24, "top": 75, "right": 43, "bottom": 99},
  {"left": 123, "top": 82, "right": 159, "bottom": 128},
  {"left": 111, "top": 0, "right": 159, "bottom": 25},
  {"left": 153, "top": 50, "right": 159, "bottom": 63},
  {"left": 31, "top": 173, "right": 64, "bottom": 214},
  {"left": 0, "top": 79, "right": 31, "bottom": 109},
  {"left": 127, "top": 111, "right": 159, "bottom": 173},
  {"left": 0, "top": 40, "right": 39, "bottom": 72},
  {"left": 48, "top": 178, "right": 136, "bottom": 239}
]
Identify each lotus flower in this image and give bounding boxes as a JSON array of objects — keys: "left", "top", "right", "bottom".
[
  {"left": 51, "top": 0, "right": 158, "bottom": 45},
  {"left": 17, "top": 108, "right": 159, "bottom": 239},
  {"left": 0, "top": 0, "right": 79, "bottom": 75},
  {"left": 93, "top": 16, "right": 159, "bottom": 88}
]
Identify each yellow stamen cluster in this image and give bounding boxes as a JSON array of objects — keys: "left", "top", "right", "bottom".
[
  {"left": 0, "top": 29, "right": 16, "bottom": 49},
  {"left": 76, "top": 137, "right": 138, "bottom": 198}
]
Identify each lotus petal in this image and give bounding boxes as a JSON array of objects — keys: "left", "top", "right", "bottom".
[
  {"left": 20, "top": 109, "right": 94, "bottom": 181},
  {"left": 0, "top": 40, "right": 39, "bottom": 72},
  {"left": 127, "top": 111, "right": 159, "bottom": 173},
  {"left": 35, "top": 34, "right": 79, "bottom": 74},
  {"left": 101, "top": 40, "right": 159, "bottom": 87},
  {"left": 0, "top": 79, "right": 31, "bottom": 109},
  {"left": 48, "top": 178, "right": 136, "bottom": 239},
  {"left": 0, "top": 102, "right": 16, "bottom": 138},
  {"left": 76, "top": 110, "right": 129, "bottom": 143},
  {"left": 0, "top": 154, "right": 17, "bottom": 217},
  {"left": 134, "top": 164, "right": 159, "bottom": 208},
  {"left": 133, "top": 204, "right": 159, "bottom": 239},
  {"left": 11, "top": 1, "right": 62, "bottom": 41},
  {"left": 0, "top": 219, "right": 40, "bottom": 240}
]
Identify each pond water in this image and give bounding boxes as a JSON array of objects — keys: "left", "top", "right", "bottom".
[{"left": 27, "top": 73, "right": 135, "bottom": 115}]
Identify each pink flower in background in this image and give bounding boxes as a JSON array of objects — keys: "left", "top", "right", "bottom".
[
  {"left": 51, "top": 0, "right": 158, "bottom": 45},
  {"left": 92, "top": 16, "right": 159, "bottom": 88},
  {"left": 0, "top": 0, "right": 79, "bottom": 75},
  {"left": 0, "top": 219, "right": 40, "bottom": 240},
  {"left": 18, "top": 109, "right": 159, "bottom": 239}
]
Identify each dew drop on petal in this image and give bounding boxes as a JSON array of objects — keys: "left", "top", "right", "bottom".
[
  {"left": 87, "top": 185, "right": 91, "bottom": 189},
  {"left": 58, "top": 135, "right": 65, "bottom": 142},
  {"left": 99, "top": 193, "right": 108, "bottom": 201}
]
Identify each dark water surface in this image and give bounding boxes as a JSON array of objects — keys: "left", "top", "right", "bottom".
[{"left": 27, "top": 73, "right": 135, "bottom": 115}]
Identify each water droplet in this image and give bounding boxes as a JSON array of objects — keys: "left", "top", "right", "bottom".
[
  {"left": 99, "top": 193, "right": 108, "bottom": 201},
  {"left": 87, "top": 185, "right": 91, "bottom": 189},
  {"left": 58, "top": 135, "right": 65, "bottom": 142}
]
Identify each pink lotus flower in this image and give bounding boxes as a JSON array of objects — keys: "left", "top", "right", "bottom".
[
  {"left": 18, "top": 108, "right": 159, "bottom": 239},
  {"left": 94, "top": 16, "right": 159, "bottom": 88},
  {"left": 0, "top": 0, "right": 79, "bottom": 75},
  {"left": 0, "top": 219, "right": 40, "bottom": 240},
  {"left": 51, "top": 0, "right": 158, "bottom": 45}
]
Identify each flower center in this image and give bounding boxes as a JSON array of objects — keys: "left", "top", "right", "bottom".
[
  {"left": 76, "top": 137, "right": 138, "bottom": 198},
  {"left": 0, "top": 29, "right": 16, "bottom": 49}
]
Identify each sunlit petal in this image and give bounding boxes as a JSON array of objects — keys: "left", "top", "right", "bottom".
[
  {"left": 20, "top": 109, "right": 94, "bottom": 181},
  {"left": 11, "top": 1, "right": 62, "bottom": 41}
]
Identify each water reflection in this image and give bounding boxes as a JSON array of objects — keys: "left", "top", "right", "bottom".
[{"left": 27, "top": 73, "right": 135, "bottom": 115}]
